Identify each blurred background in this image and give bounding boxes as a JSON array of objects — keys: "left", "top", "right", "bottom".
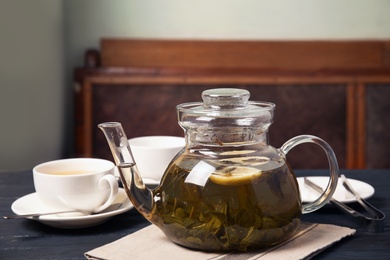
[{"left": 1, "top": 0, "right": 389, "bottom": 171}]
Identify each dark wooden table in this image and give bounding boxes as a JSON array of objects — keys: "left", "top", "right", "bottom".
[{"left": 1, "top": 169, "right": 389, "bottom": 259}]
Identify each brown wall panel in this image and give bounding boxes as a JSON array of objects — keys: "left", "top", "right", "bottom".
[
  {"left": 366, "top": 84, "right": 390, "bottom": 168},
  {"left": 91, "top": 84, "right": 346, "bottom": 169}
]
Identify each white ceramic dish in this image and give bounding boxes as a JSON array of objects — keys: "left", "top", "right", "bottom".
[
  {"left": 11, "top": 188, "right": 133, "bottom": 229},
  {"left": 128, "top": 136, "right": 185, "bottom": 182},
  {"left": 297, "top": 176, "right": 375, "bottom": 204}
]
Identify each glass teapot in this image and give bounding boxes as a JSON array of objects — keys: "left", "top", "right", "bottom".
[{"left": 99, "top": 88, "right": 339, "bottom": 252}]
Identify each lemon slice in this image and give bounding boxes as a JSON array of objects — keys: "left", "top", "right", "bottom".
[{"left": 209, "top": 166, "right": 262, "bottom": 186}]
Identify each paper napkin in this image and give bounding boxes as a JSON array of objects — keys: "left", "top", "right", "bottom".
[{"left": 85, "top": 222, "right": 355, "bottom": 260}]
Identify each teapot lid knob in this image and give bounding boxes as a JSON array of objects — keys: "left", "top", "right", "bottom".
[{"left": 202, "top": 88, "right": 249, "bottom": 109}]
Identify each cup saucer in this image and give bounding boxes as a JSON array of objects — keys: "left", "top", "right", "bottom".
[
  {"left": 297, "top": 176, "right": 375, "bottom": 203},
  {"left": 11, "top": 188, "right": 133, "bottom": 229}
]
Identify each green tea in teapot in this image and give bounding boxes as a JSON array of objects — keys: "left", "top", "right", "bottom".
[{"left": 149, "top": 145, "right": 302, "bottom": 251}]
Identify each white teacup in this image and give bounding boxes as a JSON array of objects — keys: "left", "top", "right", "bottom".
[
  {"left": 33, "top": 158, "right": 118, "bottom": 214},
  {"left": 128, "top": 136, "right": 185, "bottom": 184}
]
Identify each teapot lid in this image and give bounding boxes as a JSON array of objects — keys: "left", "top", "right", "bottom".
[{"left": 177, "top": 88, "right": 275, "bottom": 129}]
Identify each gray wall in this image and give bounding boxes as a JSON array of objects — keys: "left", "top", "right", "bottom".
[
  {"left": 1, "top": 0, "right": 390, "bottom": 171},
  {"left": 0, "top": 1, "right": 64, "bottom": 171}
]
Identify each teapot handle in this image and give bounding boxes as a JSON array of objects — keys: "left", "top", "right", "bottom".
[{"left": 279, "top": 135, "right": 339, "bottom": 214}]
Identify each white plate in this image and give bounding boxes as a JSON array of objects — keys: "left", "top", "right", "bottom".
[
  {"left": 297, "top": 176, "right": 375, "bottom": 203},
  {"left": 11, "top": 188, "right": 133, "bottom": 229}
]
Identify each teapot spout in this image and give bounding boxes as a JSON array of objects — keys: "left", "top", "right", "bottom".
[{"left": 98, "top": 122, "right": 153, "bottom": 218}]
